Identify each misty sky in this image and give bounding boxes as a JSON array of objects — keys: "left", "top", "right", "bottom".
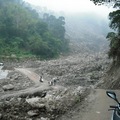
[{"left": 24, "top": 0, "right": 113, "bottom": 15}]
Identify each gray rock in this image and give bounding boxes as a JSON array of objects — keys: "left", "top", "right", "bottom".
[
  {"left": 26, "top": 118, "right": 32, "bottom": 120},
  {"left": 17, "top": 97, "right": 22, "bottom": 102},
  {"left": 40, "top": 117, "right": 50, "bottom": 120},
  {"left": 11, "top": 54, "right": 16, "bottom": 58},
  {"left": 26, "top": 97, "right": 45, "bottom": 108},
  {"left": 0, "top": 113, "right": 2, "bottom": 119},
  {"left": 2, "top": 84, "right": 14, "bottom": 91},
  {"left": 27, "top": 110, "right": 39, "bottom": 117},
  {"left": 14, "top": 76, "right": 19, "bottom": 80}
]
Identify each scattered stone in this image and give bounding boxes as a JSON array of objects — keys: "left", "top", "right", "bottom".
[
  {"left": 17, "top": 97, "right": 22, "bottom": 102},
  {"left": 10, "top": 78, "right": 14, "bottom": 81},
  {"left": 14, "top": 76, "right": 19, "bottom": 80},
  {"left": 11, "top": 54, "right": 16, "bottom": 58},
  {"left": 9, "top": 97, "right": 15, "bottom": 102},
  {"left": 2, "top": 84, "right": 14, "bottom": 91},
  {"left": 26, "top": 97, "right": 45, "bottom": 108},
  {"left": 2, "top": 66, "right": 14, "bottom": 70},
  {"left": 41, "top": 92, "right": 47, "bottom": 98},
  {"left": 0, "top": 113, "right": 2, "bottom": 119},
  {"left": 0, "top": 62, "right": 4, "bottom": 66},
  {"left": 0, "top": 102, "right": 3, "bottom": 105},
  {"left": 75, "top": 86, "right": 86, "bottom": 95},
  {"left": 27, "top": 109, "right": 39, "bottom": 117},
  {"left": 26, "top": 97, "right": 40, "bottom": 103},
  {"left": 26, "top": 118, "right": 32, "bottom": 120},
  {"left": 40, "top": 117, "right": 50, "bottom": 120}
]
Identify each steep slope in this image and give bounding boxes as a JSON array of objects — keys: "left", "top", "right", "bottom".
[{"left": 97, "top": 62, "right": 120, "bottom": 89}]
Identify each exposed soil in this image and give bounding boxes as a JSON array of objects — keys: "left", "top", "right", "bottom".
[
  {"left": 57, "top": 89, "right": 120, "bottom": 120},
  {"left": 97, "top": 62, "right": 120, "bottom": 90}
]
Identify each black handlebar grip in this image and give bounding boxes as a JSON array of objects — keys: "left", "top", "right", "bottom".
[{"left": 110, "top": 105, "right": 118, "bottom": 108}]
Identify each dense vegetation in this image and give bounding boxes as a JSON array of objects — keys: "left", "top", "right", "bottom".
[
  {"left": 91, "top": 0, "right": 120, "bottom": 62},
  {"left": 104, "top": 0, "right": 120, "bottom": 62},
  {"left": 107, "top": 9, "right": 120, "bottom": 61},
  {"left": 0, "top": 0, "right": 69, "bottom": 59}
]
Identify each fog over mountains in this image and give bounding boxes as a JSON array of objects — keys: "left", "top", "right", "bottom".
[
  {"left": 64, "top": 12, "right": 111, "bottom": 53},
  {"left": 31, "top": 4, "right": 112, "bottom": 54}
]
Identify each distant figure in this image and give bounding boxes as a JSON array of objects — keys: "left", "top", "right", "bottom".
[
  {"left": 39, "top": 76, "right": 44, "bottom": 82},
  {"left": 49, "top": 77, "right": 58, "bottom": 86}
]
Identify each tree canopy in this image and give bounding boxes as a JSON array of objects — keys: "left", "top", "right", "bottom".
[
  {"left": 0, "top": 0, "right": 69, "bottom": 59},
  {"left": 90, "top": 0, "right": 120, "bottom": 8},
  {"left": 91, "top": 0, "right": 120, "bottom": 62}
]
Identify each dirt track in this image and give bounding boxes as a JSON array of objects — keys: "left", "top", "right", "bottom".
[
  {"left": 58, "top": 89, "right": 119, "bottom": 120},
  {"left": 0, "top": 68, "right": 51, "bottom": 101},
  {"left": 15, "top": 68, "right": 49, "bottom": 87}
]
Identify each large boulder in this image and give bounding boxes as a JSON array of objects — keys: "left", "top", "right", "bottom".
[
  {"left": 2, "top": 84, "right": 14, "bottom": 91},
  {"left": 0, "top": 113, "right": 2, "bottom": 119},
  {"left": 26, "top": 86, "right": 87, "bottom": 113},
  {"left": 27, "top": 109, "right": 39, "bottom": 117},
  {"left": 26, "top": 97, "right": 46, "bottom": 109}
]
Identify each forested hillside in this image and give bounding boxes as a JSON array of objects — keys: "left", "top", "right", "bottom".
[{"left": 0, "top": 0, "right": 69, "bottom": 59}]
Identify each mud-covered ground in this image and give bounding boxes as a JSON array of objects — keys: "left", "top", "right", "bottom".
[{"left": 0, "top": 52, "right": 110, "bottom": 120}]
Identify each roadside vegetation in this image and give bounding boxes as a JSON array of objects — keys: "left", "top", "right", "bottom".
[{"left": 91, "top": 0, "right": 120, "bottom": 63}]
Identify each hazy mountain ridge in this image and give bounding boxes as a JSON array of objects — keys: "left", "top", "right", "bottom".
[
  {"left": 30, "top": 4, "right": 111, "bottom": 53},
  {"left": 65, "top": 13, "right": 111, "bottom": 53}
]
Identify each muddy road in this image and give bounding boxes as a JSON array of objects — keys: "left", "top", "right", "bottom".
[
  {"left": 15, "top": 68, "right": 49, "bottom": 86},
  {"left": 58, "top": 89, "right": 119, "bottom": 120}
]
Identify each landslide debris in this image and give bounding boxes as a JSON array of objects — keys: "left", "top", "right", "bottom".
[{"left": 0, "top": 52, "right": 110, "bottom": 120}]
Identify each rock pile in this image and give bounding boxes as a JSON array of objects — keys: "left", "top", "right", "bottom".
[
  {"left": 25, "top": 86, "right": 88, "bottom": 118},
  {"left": 35, "top": 53, "right": 110, "bottom": 87},
  {"left": 0, "top": 71, "right": 34, "bottom": 93},
  {"left": 0, "top": 85, "right": 88, "bottom": 120},
  {"left": 0, "top": 52, "right": 110, "bottom": 119}
]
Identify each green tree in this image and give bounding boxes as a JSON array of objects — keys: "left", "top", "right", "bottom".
[
  {"left": 43, "top": 13, "right": 69, "bottom": 52},
  {"left": 0, "top": 0, "right": 69, "bottom": 59},
  {"left": 109, "top": 10, "right": 120, "bottom": 34},
  {"left": 91, "top": 0, "right": 120, "bottom": 62},
  {"left": 90, "top": 0, "right": 119, "bottom": 7},
  {"left": 107, "top": 9, "right": 120, "bottom": 62},
  {"left": 106, "top": 32, "right": 120, "bottom": 60}
]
